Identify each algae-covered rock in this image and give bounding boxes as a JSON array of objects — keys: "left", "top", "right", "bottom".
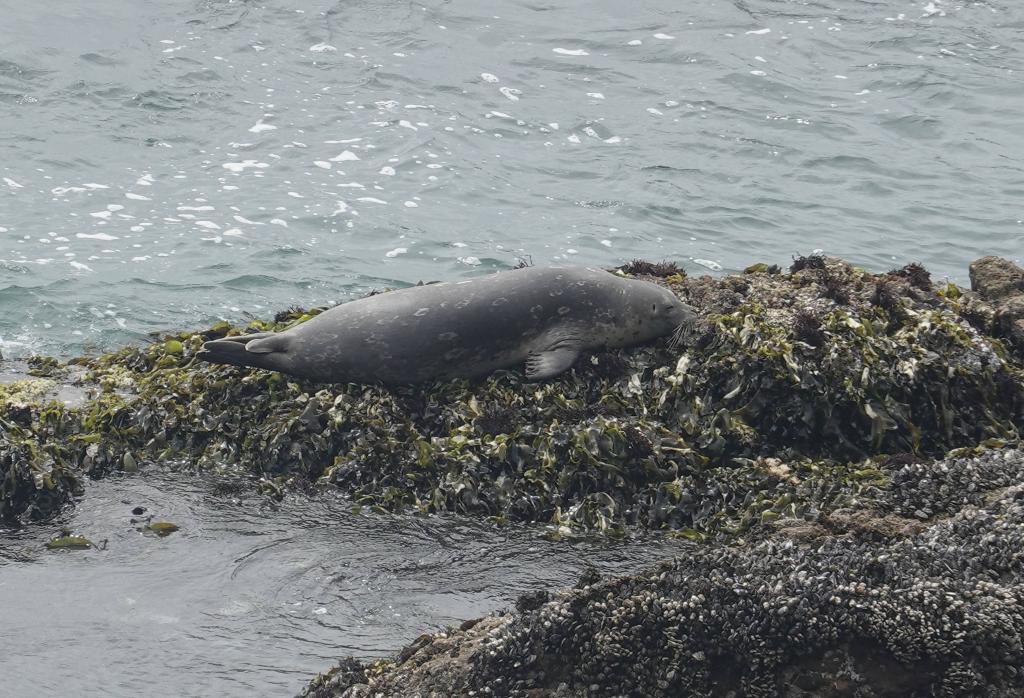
[
  {"left": 2, "top": 257, "right": 1024, "bottom": 533},
  {"left": 1, "top": 376, "right": 85, "bottom": 525},
  {"left": 303, "top": 449, "right": 1024, "bottom": 698}
]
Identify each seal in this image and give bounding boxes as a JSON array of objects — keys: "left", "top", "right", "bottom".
[{"left": 198, "top": 265, "right": 696, "bottom": 384}]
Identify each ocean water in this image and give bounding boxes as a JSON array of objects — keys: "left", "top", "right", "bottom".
[
  {"left": 0, "top": 472, "right": 679, "bottom": 697},
  {"left": 1, "top": 0, "right": 1022, "bottom": 358}
]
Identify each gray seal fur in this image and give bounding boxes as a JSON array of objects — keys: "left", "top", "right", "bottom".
[{"left": 198, "top": 265, "right": 696, "bottom": 384}]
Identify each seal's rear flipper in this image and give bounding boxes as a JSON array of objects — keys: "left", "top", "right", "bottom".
[
  {"left": 198, "top": 332, "right": 285, "bottom": 370},
  {"left": 245, "top": 334, "right": 292, "bottom": 354},
  {"left": 525, "top": 346, "right": 580, "bottom": 380}
]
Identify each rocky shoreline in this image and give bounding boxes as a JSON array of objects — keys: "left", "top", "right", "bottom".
[
  {"left": 304, "top": 447, "right": 1024, "bottom": 697},
  {"left": 3, "top": 255, "right": 1024, "bottom": 696}
]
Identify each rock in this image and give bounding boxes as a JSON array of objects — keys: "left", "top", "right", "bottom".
[
  {"left": 969, "top": 256, "right": 1024, "bottom": 300},
  {"left": 969, "top": 256, "right": 1024, "bottom": 352},
  {"left": 303, "top": 618, "right": 510, "bottom": 698},
  {"left": 304, "top": 455, "right": 1024, "bottom": 697}
]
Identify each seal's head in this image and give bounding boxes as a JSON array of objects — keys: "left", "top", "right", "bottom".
[{"left": 612, "top": 280, "right": 698, "bottom": 345}]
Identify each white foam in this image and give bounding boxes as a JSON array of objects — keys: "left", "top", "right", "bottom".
[
  {"left": 248, "top": 121, "right": 277, "bottom": 133},
  {"left": 404, "top": 201, "right": 418, "bottom": 208},
  {"left": 76, "top": 232, "right": 119, "bottom": 241},
  {"left": 330, "top": 150, "right": 360, "bottom": 162},
  {"left": 500, "top": 87, "right": 521, "bottom": 101},
  {"left": 357, "top": 197, "right": 387, "bottom": 204},
  {"left": 136, "top": 174, "right": 154, "bottom": 186},
  {"left": 287, "top": 192, "right": 305, "bottom": 198},
  {"left": 3, "top": 177, "right": 24, "bottom": 189},
  {"left": 69, "top": 261, "right": 93, "bottom": 271},
  {"left": 222, "top": 160, "right": 269, "bottom": 172},
  {"left": 653, "top": 33, "right": 675, "bottom": 40},
  {"left": 52, "top": 186, "right": 86, "bottom": 196},
  {"left": 746, "top": 28, "right": 771, "bottom": 35},
  {"left": 90, "top": 210, "right": 112, "bottom": 219},
  {"left": 332, "top": 201, "right": 350, "bottom": 215},
  {"left": 385, "top": 247, "right": 408, "bottom": 257},
  {"left": 692, "top": 258, "right": 723, "bottom": 271},
  {"left": 309, "top": 43, "right": 337, "bottom": 52},
  {"left": 195, "top": 221, "right": 221, "bottom": 230},
  {"left": 553, "top": 48, "right": 589, "bottom": 56},
  {"left": 627, "top": 39, "right": 642, "bottom": 46},
  {"left": 313, "top": 161, "right": 332, "bottom": 169},
  {"left": 481, "top": 73, "right": 499, "bottom": 83},
  {"left": 458, "top": 256, "right": 481, "bottom": 265},
  {"left": 379, "top": 166, "right": 396, "bottom": 176},
  {"left": 125, "top": 192, "right": 151, "bottom": 201}
]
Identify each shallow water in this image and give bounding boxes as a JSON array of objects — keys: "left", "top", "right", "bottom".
[
  {"left": 0, "top": 471, "right": 680, "bottom": 696},
  {"left": 1, "top": 0, "right": 1023, "bottom": 357}
]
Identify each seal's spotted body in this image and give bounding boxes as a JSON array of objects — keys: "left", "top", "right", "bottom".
[{"left": 198, "top": 266, "right": 695, "bottom": 384}]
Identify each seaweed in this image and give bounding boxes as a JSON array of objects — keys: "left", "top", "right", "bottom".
[{"left": 617, "top": 259, "right": 685, "bottom": 278}]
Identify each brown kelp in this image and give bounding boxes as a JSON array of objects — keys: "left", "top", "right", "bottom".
[{"left": 2, "top": 257, "right": 1023, "bottom": 532}]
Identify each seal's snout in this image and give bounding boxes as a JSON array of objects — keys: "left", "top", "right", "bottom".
[{"left": 662, "top": 292, "right": 698, "bottom": 327}]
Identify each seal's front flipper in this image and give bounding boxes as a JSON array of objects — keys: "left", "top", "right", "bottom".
[{"left": 525, "top": 346, "right": 581, "bottom": 380}]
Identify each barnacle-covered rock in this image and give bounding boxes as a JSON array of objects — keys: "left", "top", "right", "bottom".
[{"left": 304, "top": 452, "right": 1024, "bottom": 697}]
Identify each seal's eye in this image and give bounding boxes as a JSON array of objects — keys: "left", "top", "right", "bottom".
[{"left": 651, "top": 304, "right": 657, "bottom": 312}]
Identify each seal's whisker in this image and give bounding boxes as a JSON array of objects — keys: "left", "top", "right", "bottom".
[{"left": 669, "top": 322, "right": 687, "bottom": 351}]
